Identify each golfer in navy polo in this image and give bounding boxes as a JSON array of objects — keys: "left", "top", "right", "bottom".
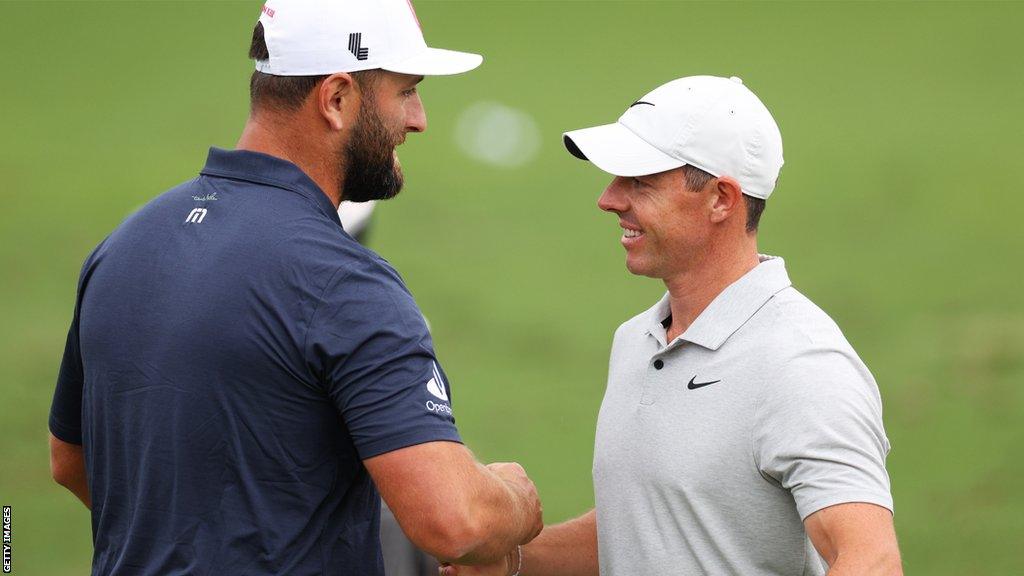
[{"left": 47, "top": 1, "right": 542, "bottom": 574}]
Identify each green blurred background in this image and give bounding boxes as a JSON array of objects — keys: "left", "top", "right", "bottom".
[{"left": 2, "top": 1, "right": 1022, "bottom": 574}]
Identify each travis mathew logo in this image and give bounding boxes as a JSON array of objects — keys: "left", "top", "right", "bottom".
[
  {"left": 260, "top": 4, "right": 275, "bottom": 18},
  {"left": 348, "top": 33, "right": 369, "bottom": 61},
  {"left": 2, "top": 505, "right": 11, "bottom": 574},
  {"left": 185, "top": 208, "right": 208, "bottom": 224}
]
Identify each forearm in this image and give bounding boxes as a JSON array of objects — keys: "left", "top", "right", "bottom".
[
  {"left": 519, "top": 509, "right": 599, "bottom": 576},
  {"left": 370, "top": 443, "right": 541, "bottom": 565},
  {"left": 445, "top": 463, "right": 538, "bottom": 564}
]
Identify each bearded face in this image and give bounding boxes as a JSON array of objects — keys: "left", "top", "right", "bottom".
[{"left": 339, "top": 98, "right": 405, "bottom": 203}]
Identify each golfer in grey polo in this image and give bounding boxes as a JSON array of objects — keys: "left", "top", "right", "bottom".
[{"left": 442, "top": 76, "right": 902, "bottom": 576}]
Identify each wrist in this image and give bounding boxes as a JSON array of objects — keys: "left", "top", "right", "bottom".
[{"left": 506, "top": 544, "right": 522, "bottom": 576}]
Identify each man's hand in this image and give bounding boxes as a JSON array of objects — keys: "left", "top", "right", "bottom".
[
  {"left": 442, "top": 509, "right": 599, "bottom": 576},
  {"left": 487, "top": 462, "right": 543, "bottom": 544},
  {"left": 366, "top": 443, "right": 543, "bottom": 563}
]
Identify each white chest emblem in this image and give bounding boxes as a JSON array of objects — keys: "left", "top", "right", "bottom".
[{"left": 185, "top": 207, "right": 208, "bottom": 224}]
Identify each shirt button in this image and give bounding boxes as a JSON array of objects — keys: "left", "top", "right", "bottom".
[{"left": 653, "top": 359, "right": 664, "bottom": 370}]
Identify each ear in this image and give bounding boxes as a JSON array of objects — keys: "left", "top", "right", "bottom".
[
  {"left": 316, "top": 72, "right": 357, "bottom": 131},
  {"left": 709, "top": 176, "right": 744, "bottom": 225}
]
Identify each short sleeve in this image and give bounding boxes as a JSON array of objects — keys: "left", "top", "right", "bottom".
[
  {"left": 753, "top": 348, "right": 893, "bottom": 520},
  {"left": 50, "top": 312, "right": 85, "bottom": 444},
  {"left": 306, "top": 259, "right": 461, "bottom": 460}
]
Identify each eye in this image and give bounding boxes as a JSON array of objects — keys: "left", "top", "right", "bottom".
[{"left": 401, "top": 87, "right": 418, "bottom": 97}]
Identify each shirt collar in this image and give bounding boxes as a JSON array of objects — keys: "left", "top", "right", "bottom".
[
  {"left": 645, "top": 255, "right": 792, "bottom": 351},
  {"left": 199, "top": 147, "right": 341, "bottom": 225}
]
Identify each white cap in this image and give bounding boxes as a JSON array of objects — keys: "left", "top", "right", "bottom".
[
  {"left": 563, "top": 76, "right": 784, "bottom": 199},
  {"left": 254, "top": 0, "right": 482, "bottom": 76}
]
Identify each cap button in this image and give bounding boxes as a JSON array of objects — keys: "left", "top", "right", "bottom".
[{"left": 729, "top": 76, "right": 744, "bottom": 84}]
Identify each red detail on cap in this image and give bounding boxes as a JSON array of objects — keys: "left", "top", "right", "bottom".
[
  {"left": 404, "top": 0, "right": 422, "bottom": 31},
  {"left": 261, "top": 4, "right": 275, "bottom": 18}
]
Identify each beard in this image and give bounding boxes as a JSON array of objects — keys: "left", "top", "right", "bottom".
[{"left": 339, "top": 102, "right": 405, "bottom": 203}]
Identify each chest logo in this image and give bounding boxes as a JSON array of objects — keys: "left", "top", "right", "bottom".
[
  {"left": 185, "top": 207, "right": 208, "bottom": 224},
  {"left": 687, "top": 376, "right": 720, "bottom": 390}
]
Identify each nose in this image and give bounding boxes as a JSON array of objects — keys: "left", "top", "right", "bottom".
[
  {"left": 597, "top": 177, "right": 629, "bottom": 213},
  {"left": 406, "top": 93, "right": 427, "bottom": 133}
]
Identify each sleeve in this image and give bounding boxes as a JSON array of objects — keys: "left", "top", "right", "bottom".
[
  {"left": 306, "top": 260, "right": 462, "bottom": 460},
  {"left": 753, "top": 347, "right": 893, "bottom": 520},
  {"left": 50, "top": 240, "right": 110, "bottom": 445},
  {"left": 49, "top": 245, "right": 101, "bottom": 446}
]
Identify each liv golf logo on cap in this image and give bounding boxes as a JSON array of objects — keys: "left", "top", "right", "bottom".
[{"left": 348, "top": 33, "right": 369, "bottom": 60}]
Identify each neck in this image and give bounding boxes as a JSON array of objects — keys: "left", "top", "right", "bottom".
[
  {"left": 663, "top": 237, "right": 759, "bottom": 342},
  {"left": 235, "top": 113, "right": 343, "bottom": 207}
]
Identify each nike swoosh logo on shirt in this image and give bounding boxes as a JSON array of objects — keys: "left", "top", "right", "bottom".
[{"left": 687, "top": 376, "right": 721, "bottom": 390}]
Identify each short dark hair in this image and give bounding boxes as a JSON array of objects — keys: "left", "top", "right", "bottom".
[
  {"left": 681, "top": 164, "right": 766, "bottom": 233},
  {"left": 743, "top": 194, "right": 765, "bottom": 233},
  {"left": 247, "top": 22, "right": 381, "bottom": 112},
  {"left": 680, "top": 164, "right": 715, "bottom": 194}
]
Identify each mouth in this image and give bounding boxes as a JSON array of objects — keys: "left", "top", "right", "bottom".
[{"left": 620, "top": 223, "right": 644, "bottom": 245}]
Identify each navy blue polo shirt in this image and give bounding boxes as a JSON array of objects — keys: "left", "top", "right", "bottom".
[{"left": 49, "top": 148, "right": 461, "bottom": 575}]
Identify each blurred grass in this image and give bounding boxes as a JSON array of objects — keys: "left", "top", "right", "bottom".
[{"left": 1, "top": 1, "right": 1022, "bottom": 574}]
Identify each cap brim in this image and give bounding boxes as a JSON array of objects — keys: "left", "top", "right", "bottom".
[
  {"left": 562, "top": 122, "right": 683, "bottom": 177},
  {"left": 382, "top": 47, "right": 483, "bottom": 76}
]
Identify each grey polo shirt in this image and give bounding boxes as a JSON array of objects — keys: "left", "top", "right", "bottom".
[{"left": 593, "top": 256, "right": 892, "bottom": 576}]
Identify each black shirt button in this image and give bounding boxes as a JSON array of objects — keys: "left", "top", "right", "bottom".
[{"left": 653, "top": 359, "right": 664, "bottom": 370}]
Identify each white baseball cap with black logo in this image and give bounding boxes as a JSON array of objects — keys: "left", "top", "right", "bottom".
[
  {"left": 563, "top": 76, "right": 784, "bottom": 199},
  {"left": 255, "top": 0, "right": 482, "bottom": 76}
]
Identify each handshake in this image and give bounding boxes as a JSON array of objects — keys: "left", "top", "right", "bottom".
[
  {"left": 367, "top": 444, "right": 546, "bottom": 576},
  {"left": 437, "top": 462, "right": 544, "bottom": 576}
]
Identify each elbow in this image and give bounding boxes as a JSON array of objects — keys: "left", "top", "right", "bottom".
[{"left": 50, "top": 458, "right": 72, "bottom": 487}]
